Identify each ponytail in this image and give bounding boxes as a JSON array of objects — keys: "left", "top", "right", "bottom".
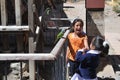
[
  {"left": 102, "top": 41, "right": 109, "bottom": 55},
  {"left": 91, "top": 36, "right": 109, "bottom": 57}
]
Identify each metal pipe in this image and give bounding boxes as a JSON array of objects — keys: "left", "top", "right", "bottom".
[{"left": 0, "top": 29, "right": 70, "bottom": 61}]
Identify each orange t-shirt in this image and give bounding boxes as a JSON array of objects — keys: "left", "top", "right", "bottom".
[{"left": 67, "top": 32, "right": 88, "bottom": 61}]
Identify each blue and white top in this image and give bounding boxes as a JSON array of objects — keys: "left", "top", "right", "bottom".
[{"left": 75, "top": 49, "right": 101, "bottom": 79}]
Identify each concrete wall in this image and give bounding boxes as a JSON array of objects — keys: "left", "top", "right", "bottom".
[{"left": 86, "top": 10, "right": 105, "bottom": 44}]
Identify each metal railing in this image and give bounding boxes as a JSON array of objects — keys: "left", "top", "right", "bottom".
[
  {"left": 0, "top": 29, "right": 70, "bottom": 80},
  {"left": 0, "top": 0, "right": 71, "bottom": 79}
]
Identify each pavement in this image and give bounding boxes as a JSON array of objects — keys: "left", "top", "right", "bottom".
[
  {"left": 104, "top": 3, "right": 120, "bottom": 55},
  {"left": 63, "top": 0, "right": 120, "bottom": 79},
  {"left": 63, "top": 0, "right": 120, "bottom": 55}
]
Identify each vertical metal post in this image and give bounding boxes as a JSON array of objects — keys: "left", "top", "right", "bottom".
[
  {"left": 15, "top": 0, "right": 23, "bottom": 80},
  {"left": 28, "top": 0, "right": 35, "bottom": 80},
  {"left": 15, "top": 0, "right": 24, "bottom": 53},
  {"left": 0, "top": 0, "right": 9, "bottom": 52},
  {"left": 1, "top": 0, "right": 7, "bottom": 25},
  {"left": 1, "top": 0, "right": 8, "bottom": 79}
]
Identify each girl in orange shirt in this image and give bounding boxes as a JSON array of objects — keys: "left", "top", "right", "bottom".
[{"left": 66, "top": 18, "right": 89, "bottom": 77}]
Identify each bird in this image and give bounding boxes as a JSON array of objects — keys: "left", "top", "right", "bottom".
[{"left": 54, "top": 28, "right": 66, "bottom": 44}]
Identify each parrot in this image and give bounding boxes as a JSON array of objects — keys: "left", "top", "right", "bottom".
[{"left": 54, "top": 28, "right": 66, "bottom": 44}]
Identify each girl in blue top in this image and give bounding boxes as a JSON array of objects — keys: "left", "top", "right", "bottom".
[{"left": 71, "top": 36, "right": 109, "bottom": 80}]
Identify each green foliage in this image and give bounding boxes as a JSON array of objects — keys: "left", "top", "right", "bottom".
[
  {"left": 112, "top": 1, "right": 120, "bottom": 13},
  {"left": 113, "top": 5, "right": 120, "bottom": 13}
]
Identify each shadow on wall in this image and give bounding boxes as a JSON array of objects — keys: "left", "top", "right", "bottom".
[
  {"left": 96, "top": 56, "right": 115, "bottom": 79},
  {"left": 96, "top": 55, "right": 120, "bottom": 80},
  {"left": 108, "top": 55, "right": 120, "bottom": 72},
  {"left": 86, "top": 11, "right": 104, "bottom": 45}
]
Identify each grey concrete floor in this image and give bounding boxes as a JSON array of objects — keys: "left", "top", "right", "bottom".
[{"left": 64, "top": 0, "right": 120, "bottom": 79}]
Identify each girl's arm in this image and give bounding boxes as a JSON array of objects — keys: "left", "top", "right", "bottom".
[
  {"left": 75, "top": 50, "right": 86, "bottom": 62},
  {"left": 84, "top": 36, "right": 89, "bottom": 50},
  {"left": 66, "top": 46, "right": 69, "bottom": 63}
]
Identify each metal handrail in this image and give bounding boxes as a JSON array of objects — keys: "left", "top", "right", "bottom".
[
  {"left": 0, "top": 26, "right": 29, "bottom": 31},
  {"left": 0, "top": 29, "right": 70, "bottom": 61}
]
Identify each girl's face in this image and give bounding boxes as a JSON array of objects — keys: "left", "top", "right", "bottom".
[{"left": 73, "top": 21, "right": 83, "bottom": 35}]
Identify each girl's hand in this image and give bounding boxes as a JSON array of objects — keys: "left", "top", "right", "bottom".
[{"left": 82, "top": 48, "right": 87, "bottom": 54}]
